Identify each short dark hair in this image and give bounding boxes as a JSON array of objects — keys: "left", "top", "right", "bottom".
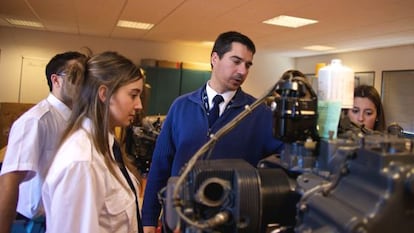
[
  {"left": 277, "top": 69, "right": 316, "bottom": 98},
  {"left": 280, "top": 69, "right": 307, "bottom": 81},
  {"left": 211, "top": 31, "right": 256, "bottom": 59},
  {"left": 45, "top": 51, "right": 86, "bottom": 91}
]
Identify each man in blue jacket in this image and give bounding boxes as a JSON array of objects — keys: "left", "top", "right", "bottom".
[{"left": 142, "top": 31, "right": 284, "bottom": 233}]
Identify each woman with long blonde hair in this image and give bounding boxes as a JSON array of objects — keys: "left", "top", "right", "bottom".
[{"left": 43, "top": 51, "right": 144, "bottom": 233}]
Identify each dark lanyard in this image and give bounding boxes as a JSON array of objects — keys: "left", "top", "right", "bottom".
[
  {"left": 202, "top": 88, "right": 234, "bottom": 113},
  {"left": 202, "top": 88, "right": 210, "bottom": 112},
  {"left": 112, "top": 141, "right": 144, "bottom": 233}
]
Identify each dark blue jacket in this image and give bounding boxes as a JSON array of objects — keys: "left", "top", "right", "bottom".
[{"left": 141, "top": 85, "right": 284, "bottom": 226}]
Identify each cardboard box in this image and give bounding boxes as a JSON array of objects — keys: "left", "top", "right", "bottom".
[
  {"left": 0, "top": 146, "right": 6, "bottom": 163},
  {"left": 0, "top": 102, "right": 35, "bottom": 148}
]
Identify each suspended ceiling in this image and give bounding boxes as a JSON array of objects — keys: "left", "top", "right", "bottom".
[{"left": 0, "top": 0, "right": 413, "bottom": 57}]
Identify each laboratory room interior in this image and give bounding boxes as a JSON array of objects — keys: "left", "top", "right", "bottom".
[{"left": 0, "top": 1, "right": 414, "bottom": 233}]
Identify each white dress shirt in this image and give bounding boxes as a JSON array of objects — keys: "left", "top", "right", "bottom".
[
  {"left": 1, "top": 93, "right": 71, "bottom": 218},
  {"left": 42, "top": 118, "right": 140, "bottom": 233},
  {"left": 206, "top": 81, "right": 236, "bottom": 116}
]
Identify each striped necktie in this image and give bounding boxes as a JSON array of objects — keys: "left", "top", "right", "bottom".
[{"left": 208, "top": 95, "right": 224, "bottom": 126}]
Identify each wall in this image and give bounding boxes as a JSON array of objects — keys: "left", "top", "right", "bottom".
[
  {"left": 244, "top": 52, "right": 294, "bottom": 98},
  {"left": 294, "top": 44, "right": 414, "bottom": 91},
  {"left": 0, "top": 27, "right": 294, "bottom": 102}
]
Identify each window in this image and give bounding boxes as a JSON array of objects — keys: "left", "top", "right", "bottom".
[
  {"left": 382, "top": 70, "right": 414, "bottom": 134},
  {"left": 354, "top": 71, "right": 375, "bottom": 87}
]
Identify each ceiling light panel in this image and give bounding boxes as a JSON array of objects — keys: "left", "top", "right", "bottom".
[
  {"left": 117, "top": 20, "right": 154, "bottom": 30},
  {"left": 304, "top": 45, "right": 335, "bottom": 51},
  {"left": 6, "top": 18, "right": 44, "bottom": 28},
  {"left": 263, "top": 15, "right": 318, "bottom": 28}
]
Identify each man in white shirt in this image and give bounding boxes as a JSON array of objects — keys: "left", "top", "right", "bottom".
[{"left": 0, "top": 51, "right": 86, "bottom": 233}]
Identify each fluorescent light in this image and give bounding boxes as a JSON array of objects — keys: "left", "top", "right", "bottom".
[
  {"left": 304, "top": 45, "right": 335, "bottom": 51},
  {"left": 6, "top": 18, "right": 43, "bottom": 28},
  {"left": 263, "top": 15, "right": 317, "bottom": 28},
  {"left": 117, "top": 20, "right": 154, "bottom": 30}
]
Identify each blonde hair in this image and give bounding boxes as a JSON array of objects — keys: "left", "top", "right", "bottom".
[{"left": 60, "top": 51, "right": 144, "bottom": 184}]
